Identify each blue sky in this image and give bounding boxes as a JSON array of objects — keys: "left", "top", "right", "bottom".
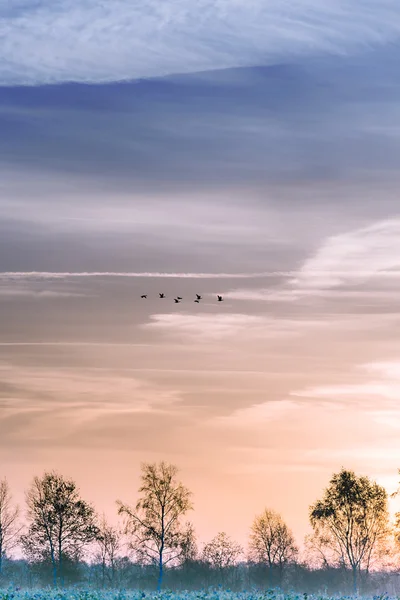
[
  {"left": 3, "top": 46, "right": 400, "bottom": 187},
  {"left": 2, "top": 1, "right": 400, "bottom": 547},
  {"left": 2, "top": 0, "right": 400, "bottom": 86}
]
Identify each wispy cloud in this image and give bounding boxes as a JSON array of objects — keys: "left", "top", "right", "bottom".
[
  {"left": 143, "top": 312, "right": 324, "bottom": 342},
  {"left": 225, "top": 288, "right": 400, "bottom": 302},
  {"left": 302, "top": 446, "right": 400, "bottom": 468},
  {"left": 0, "top": 271, "right": 277, "bottom": 280},
  {"left": 293, "top": 382, "right": 400, "bottom": 402},
  {"left": 212, "top": 399, "right": 300, "bottom": 429},
  {"left": 144, "top": 313, "right": 270, "bottom": 341},
  {"left": 292, "top": 218, "right": 400, "bottom": 290},
  {"left": 4, "top": 267, "right": 400, "bottom": 282},
  {"left": 0, "top": 342, "right": 154, "bottom": 347},
  {"left": 2, "top": 1, "right": 400, "bottom": 85},
  {"left": 226, "top": 217, "right": 400, "bottom": 304},
  {"left": 291, "top": 360, "right": 400, "bottom": 405},
  {"left": 0, "top": 364, "right": 182, "bottom": 419},
  {"left": 0, "top": 287, "right": 85, "bottom": 299}
]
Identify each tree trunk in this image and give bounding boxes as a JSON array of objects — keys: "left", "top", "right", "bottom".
[
  {"left": 58, "top": 525, "right": 63, "bottom": 588},
  {"left": 102, "top": 557, "right": 106, "bottom": 588},
  {"left": 278, "top": 562, "right": 283, "bottom": 590},
  {"left": 267, "top": 562, "right": 273, "bottom": 589},
  {"left": 111, "top": 559, "right": 115, "bottom": 587},
  {"left": 59, "top": 552, "right": 63, "bottom": 588},
  {"left": 157, "top": 552, "right": 163, "bottom": 591},
  {"left": 0, "top": 528, "right": 3, "bottom": 577},
  {"left": 50, "top": 547, "right": 57, "bottom": 588},
  {"left": 352, "top": 565, "right": 358, "bottom": 595}
]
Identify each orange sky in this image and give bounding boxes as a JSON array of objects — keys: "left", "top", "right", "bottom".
[{"left": 2, "top": 209, "right": 400, "bottom": 549}]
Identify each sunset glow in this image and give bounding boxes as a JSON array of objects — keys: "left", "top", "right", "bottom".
[{"left": 2, "top": 0, "right": 400, "bottom": 559}]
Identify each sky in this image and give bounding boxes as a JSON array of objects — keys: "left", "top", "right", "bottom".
[{"left": 2, "top": 0, "right": 400, "bottom": 551}]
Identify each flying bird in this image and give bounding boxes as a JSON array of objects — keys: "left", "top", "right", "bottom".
[
  {"left": 177, "top": 296, "right": 182, "bottom": 300},
  {"left": 159, "top": 293, "right": 165, "bottom": 298},
  {"left": 196, "top": 294, "right": 202, "bottom": 300},
  {"left": 217, "top": 295, "right": 223, "bottom": 302},
  {"left": 194, "top": 299, "right": 200, "bottom": 303},
  {"left": 140, "top": 295, "right": 147, "bottom": 299},
  {"left": 174, "top": 298, "right": 181, "bottom": 303}
]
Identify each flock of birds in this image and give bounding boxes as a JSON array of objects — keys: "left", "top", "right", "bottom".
[{"left": 140, "top": 293, "right": 224, "bottom": 304}]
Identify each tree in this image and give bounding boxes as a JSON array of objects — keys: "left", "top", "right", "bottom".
[
  {"left": 248, "top": 508, "right": 298, "bottom": 587},
  {"left": 0, "top": 478, "right": 23, "bottom": 575},
  {"left": 180, "top": 521, "right": 198, "bottom": 564},
  {"left": 117, "top": 461, "right": 193, "bottom": 591},
  {"left": 303, "top": 530, "right": 339, "bottom": 570},
  {"left": 94, "top": 514, "right": 121, "bottom": 588},
  {"left": 309, "top": 468, "right": 390, "bottom": 593},
  {"left": 21, "top": 471, "right": 99, "bottom": 587},
  {"left": 202, "top": 531, "right": 243, "bottom": 570}
]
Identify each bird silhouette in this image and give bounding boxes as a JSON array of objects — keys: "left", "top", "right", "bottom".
[
  {"left": 196, "top": 294, "right": 202, "bottom": 300},
  {"left": 159, "top": 293, "right": 165, "bottom": 298},
  {"left": 176, "top": 296, "right": 182, "bottom": 300},
  {"left": 217, "top": 295, "right": 223, "bottom": 302},
  {"left": 174, "top": 298, "right": 180, "bottom": 303},
  {"left": 194, "top": 299, "right": 200, "bottom": 303},
  {"left": 140, "top": 295, "right": 147, "bottom": 299}
]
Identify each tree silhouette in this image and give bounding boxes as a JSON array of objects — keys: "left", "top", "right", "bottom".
[
  {"left": 94, "top": 514, "right": 122, "bottom": 588},
  {"left": 249, "top": 508, "right": 297, "bottom": 587},
  {"left": 21, "top": 471, "right": 98, "bottom": 587},
  {"left": 117, "top": 461, "right": 193, "bottom": 591},
  {"left": 309, "top": 468, "right": 390, "bottom": 593},
  {"left": 202, "top": 531, "right": 243, "bottom": 569},
  {"left": 0, "top": 478, "right": 23, "bottom": 576}
]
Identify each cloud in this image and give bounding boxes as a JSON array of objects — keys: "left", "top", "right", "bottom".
[
  {"left": 293, "top": 382, "right": 400, "bottom": 402},
  {"left": 143, "top": 310, "right": 396, "bottom": 346},
  {"left": 368, "top": 409, "right": 400, "bottom": 429},
  {"left": 0, "top": 362, "right": 201, "bottom": 456},
  {"left": 212, "top": 399, "right": 300, "bottom": 429},
  {"left": 0, "top": 364, "right": 182, "bottom": 418},
  {"left": 0, "top": 271, "right": 276, "bottom": 280},
  {"left": 143, "top": 312, "right": 320, "bottom": 341},
  {"left": 303, "top": 446, "right": 400, "bottom": 465},
  {"left": 2, "top": 1, "right": 400, "bottom": 85},
  {"left": 364, "top": 361, "right": 400, "bottom": 379},
  {"left": 0, "top": 287, "right": 85, "bottom": 299},
  {"left": 3, "top": 50, "right": 400, "bottom": 193},
  {"left": 0, "top": 342, "right": 153, "bottom": 347},
  {"left": 292, "top": 218, "right": 400, "bottom": 290},
  {"left": 226, "top": 217, "right": 400, "bottom": 306},
  {"left": 291, "top": 360, "right": 400, "bottom": 405},
  {"left": 225, "top": 288, "right": 400, "bottom": 302}
]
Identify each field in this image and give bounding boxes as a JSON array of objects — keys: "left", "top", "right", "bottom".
[{"left": 0, "top": 591, "right": 392, "bottom": 600}]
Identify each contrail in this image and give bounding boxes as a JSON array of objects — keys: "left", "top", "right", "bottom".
[
  {"left": 0, "top": 342, "right": 155, "bottom": 347},
  {"left": 0, "top": 271, "right": 287, "bottom": 280},
  {"left": 2, "top": 270, "right": 399, "bottom": 282}
]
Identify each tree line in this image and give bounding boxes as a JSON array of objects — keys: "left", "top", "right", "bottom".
[{"left": 1, "top": 463, "right": 400, "bottom": 594}]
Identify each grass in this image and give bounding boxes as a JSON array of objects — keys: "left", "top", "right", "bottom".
[{"left": 0, "top": 590, "right": 394, "bottom": 600}]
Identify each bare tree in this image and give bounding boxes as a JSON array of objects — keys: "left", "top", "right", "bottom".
[
  {"left": 309, "top": 468, "right": 390, "bottom": 593},
  {"left": 303, "top": 530, "right": 341, "bottom": 570},
  {"left": 202, "top": 531, "right": 243, "bottom": 570},
  {"left": 95, "top": 514, "right": 121, "bottom": 588},
  {"left": 117, "top": 461, "right": 193, "bottom": 590},
  {"left": 0, "top": 478, "right": 23, "bottom": 575},
  {"left": 21, "top": 471, "right": 99, "bottom": 587},
  {"left": 180, "top": 521, "right": 198, "bottom": 564},
  {"left": 248, "top": 508, "right": 298, "bottom": 587}
]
